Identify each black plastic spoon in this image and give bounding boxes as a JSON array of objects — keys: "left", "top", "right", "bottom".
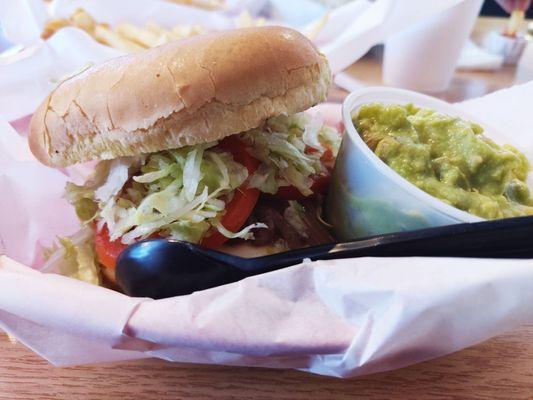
[{"left": 116, "top": 216, "right": 533, "bottom": 299}]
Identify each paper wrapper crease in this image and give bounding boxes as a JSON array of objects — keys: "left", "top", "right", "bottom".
[{"left": 0, "top": 0, "right": 475, "bottom": 120}]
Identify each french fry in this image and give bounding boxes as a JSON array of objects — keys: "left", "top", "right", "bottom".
[
  {"left": 41, "top": 7, "right": 208, "bottom": 51},
  {"left": 304, "top": 12, "right": 329, "bottom": 40},
  {"left": 236, "top": 10, "right": 254, "bottom": 28},
  {"left": 145, "top": 21, "right": 169, "bottom": 36},
  {"left": 41, "top": 18, "right": 70, "bottom": 39},
  {"left": 145, "top": 22, "right": 180, "bottom": 43},
  {"left": 115, "top": 23, "right": 165, "bottom": 48},
  {"left": 93, "top": 25, "right": 145, "bottom": 52},
  {"left": 69, "top": 8, "right": 97, "bottom": 33},
  {"left": 172, "top": 25, "right": 205, "bottom": 40},
  {"left": 164, "top": 0, "right": 224, "bottom": 10},
  {"left": 236, "top": 11, "right": 267, "bottom": 29},
  {"left": 255, "top": 17, "right": 267, "bottom": 27}
]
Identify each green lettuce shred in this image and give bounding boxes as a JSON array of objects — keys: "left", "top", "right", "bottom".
[
  {"left": 64, "top": 112, "right": 339, "bottom": 248},
  {"left": 65, "top": 143, "right": 258, "bottom": 245},
  {"left": 42, "top": 227, "right": 100, "bottom": 285},
  {"left": 240, "top": 113, "right": 340, "bottom": 196}
]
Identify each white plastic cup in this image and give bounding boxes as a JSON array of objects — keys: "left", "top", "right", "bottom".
[
  {"left": 382, "top": 0, "right": 483, "bottom": 93},
  {"left": 516, "top": 40, "right": 533, "bottom": 83},
  {"left": 484, "top": 30, "right": 527, "bottom": 65},
  {"left": 326, "top": 87, "right": 485, "bottom": 240}
]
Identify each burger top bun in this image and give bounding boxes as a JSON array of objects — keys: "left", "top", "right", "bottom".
[{"left": 29, "top": 26, "right": 331, "bottom": 167}]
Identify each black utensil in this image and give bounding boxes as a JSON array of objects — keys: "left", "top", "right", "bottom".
[{"left": 116, "top": 216, "right": 533, "bottom": 299}]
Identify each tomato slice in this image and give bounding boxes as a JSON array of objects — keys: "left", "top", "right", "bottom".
[
  {"left": 275, "top": 173, "right": 331, "bottom": 201},
  {"left": 94, "top": 136, "right": 260, "bottom": 266},
  {"left": 217, "top": 135, "right": 260, "bottom": 172},
  {"left": 274, "top": 143, "right": 336, "bottom": 201},
  {"left": 320, "top": 149, "right": 335, "bottom": 165},
  {"left": 94, "top": 224, "right": 127, "bottom": 270},
  {"left": 306, "top": 147, "right": 335, "bottom": 165},
  {"left": 200, "top": 136, "right": 261, "bottom": 249}
]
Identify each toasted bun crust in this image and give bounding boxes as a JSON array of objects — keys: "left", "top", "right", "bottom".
[{"left": 29, "top": 27, "right": 331, "bottom": 167}]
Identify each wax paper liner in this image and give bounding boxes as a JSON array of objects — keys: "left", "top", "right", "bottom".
[
  {"left": 2, "top": 81, "right": 533, "bottom": 376},
  {"left": 1, "top": 0, "right": 532, "bottom": 378}
]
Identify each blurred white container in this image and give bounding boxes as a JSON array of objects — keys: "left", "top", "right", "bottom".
[
  {"left": 516, "top": 39, "right": 533, "bottom": 82},
  {"left": 484, "top": 30, "right": 527, "bottom": 65},
  {"left": 326, "top": 87, "right": 484, "bottom": 240},
  {"left": 382, "top": 0, "right": 483, "bottom": 93}
]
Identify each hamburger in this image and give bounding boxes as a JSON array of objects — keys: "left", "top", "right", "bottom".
[{"left": 30, "top": 27, "right": 340, "bottom": 286}]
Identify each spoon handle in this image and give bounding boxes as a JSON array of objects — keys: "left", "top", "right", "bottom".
[{"left": 245, "top": 216, "right": 533, "bottom": 272}]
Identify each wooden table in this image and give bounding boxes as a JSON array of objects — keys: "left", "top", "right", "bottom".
[
  {"left": 330, "top": 49, "right": 519, "bottom": 104},
  {"left": 1, "top": 325, "right": 533, "bottom": 400},
  {"left": 2, "top": 17, "right": 533, "bottom": 400}
]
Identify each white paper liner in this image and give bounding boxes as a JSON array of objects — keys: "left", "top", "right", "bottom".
[
  {"left": 1, "top": 83, "right": 533, "bottom": 376},
  {"left": 1, "top": 0, "right": 473, "bottom": 120},
  {"left": 2, "top": 0, "right": 532, "bottom": 378}
]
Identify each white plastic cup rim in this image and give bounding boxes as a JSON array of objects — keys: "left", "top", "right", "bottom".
[{"left": 341, "top": 87, "right": 486, "bottom": 224}]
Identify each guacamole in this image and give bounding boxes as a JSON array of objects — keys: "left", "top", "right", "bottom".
[{"left": 354, "top": 103, "right": 533, "bottom": 219}]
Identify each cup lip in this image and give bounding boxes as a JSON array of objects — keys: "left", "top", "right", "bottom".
[{"left": 341, "top": 86, "right": 485, "bottom": 223}]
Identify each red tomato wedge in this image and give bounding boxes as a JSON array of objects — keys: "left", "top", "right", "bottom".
[
  {"left": 274, "top": 146, "right": 335, "bottom": 201},
  {"left": 94, "top": 133, "right": 339, "bottom": 263},
  {"left": 201, "top": 136, "right": 261, "bottom": 249},
  {"left": 94, "top": 136, "right": 260, "bottom": 267},
  {"left": 306, "top": 147, "right": 335, "bottom": 165},
  {"left": 320, "top": 148, "right": 335, "bottom": 164},
  {"left": 275, "top": 173, "right": 331, "bottom": 201},
  {"left": 94, "top": 224, "right": 127, "bottom": 270}
]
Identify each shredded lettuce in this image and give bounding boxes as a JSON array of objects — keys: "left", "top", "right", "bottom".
[
  {"left": 248, "top": 163, "right": 278, "bottom": 195},
  {"left": 94, "top": 158, "right": 136, "bottom": 203},
  {"left": 302, "top": 113, "right": 325, "bottom": 152},
  {"left": 66, "top": 143, "right": 256, "bottom": 245},
  {"left": 65, "top": 162, "right": 110, "bottom": 222},
  {"left": 240, "top": 113, "right": 340, "bottom": 196},
  {"left": 64, "top": 112, "right": 339, "bottom": 251},
  {"left": 42, "top": 227, "right": 100, "bottom": 285},
  {"left": 283, "top": 201, "right": 310, "bottom": 239},
  {"left": 210, "top": 220, "right": 267, "bottom": 240}
]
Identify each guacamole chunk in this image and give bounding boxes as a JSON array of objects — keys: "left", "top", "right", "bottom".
[{"left": 354, "top": 103, "right": 533, "bottom": 219}]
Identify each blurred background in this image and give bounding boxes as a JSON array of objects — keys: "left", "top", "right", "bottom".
[
  {"left": 315, "top": 0, "right": 532, "bottom": 15},
  {"left": 1, "top": 0, "right": 532, "bottom": 120},
  {"left": 483, "top": 1, "right": 532, "bottom": 16}
]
